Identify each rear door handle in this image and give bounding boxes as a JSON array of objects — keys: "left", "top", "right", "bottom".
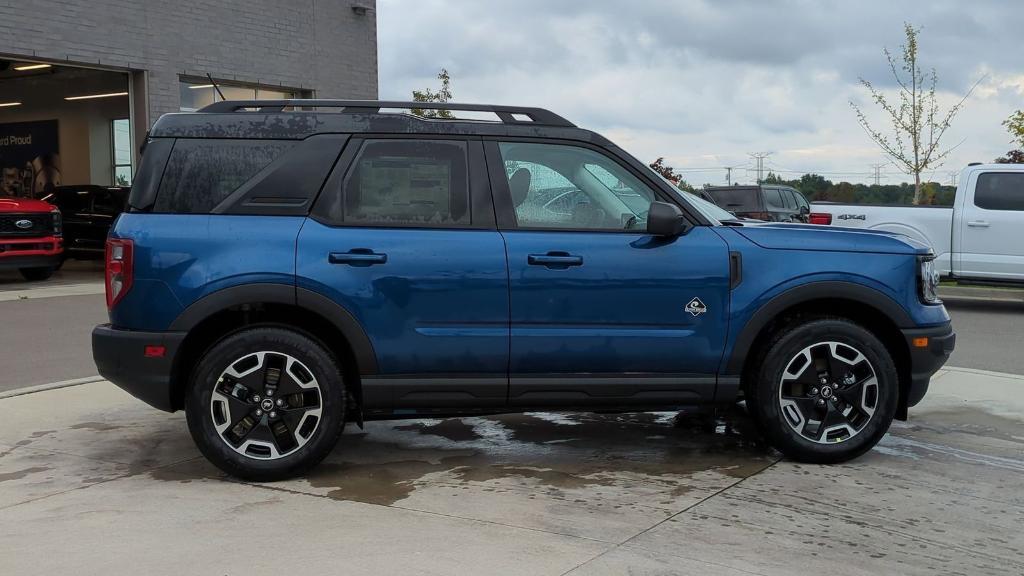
[
  {"left": 967, "top": 220, "right": 990, "bottom": 228},
  {"left": 527, "top": 252, "right": 583, "bottom": 268},
  {"left": 329, "top": 249, "right": 388, "bottom": 266}
]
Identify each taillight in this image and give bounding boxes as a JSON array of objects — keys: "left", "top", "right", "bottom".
[
  {"left": 105, "top": 238, "right": 134, "bottom": 309},
  {"left": 809, "top": 213, "right": 833, "bottom": 225}
]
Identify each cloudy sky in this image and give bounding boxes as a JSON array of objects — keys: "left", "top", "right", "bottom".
[{"left": 377, "top": 0, "right": 1024, "bottom": 186}]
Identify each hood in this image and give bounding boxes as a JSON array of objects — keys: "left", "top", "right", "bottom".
[
  {"left": 733, "top": 222, "right": 931, "bottom": 255},
  {"left": 0, "top": 196, "right": 56, "bottom": 213}
]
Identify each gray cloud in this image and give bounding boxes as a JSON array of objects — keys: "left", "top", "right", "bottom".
[{"left": 379, "top": 0, "right": 1024, "bottom": 184}]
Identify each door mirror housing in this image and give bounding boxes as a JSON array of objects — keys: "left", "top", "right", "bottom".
[
  {"left": 646, "top": 201, "right": 689, "bottom": 237},
  {"left": 799, "top": 205, "right": 810, "bottom": 215}
]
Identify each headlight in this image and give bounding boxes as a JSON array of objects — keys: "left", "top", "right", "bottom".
[
  {"left": 51, "top": 209, "right": 62, "bottom": 236},
  {"left": 919, "top": 256, "right": 940, "bottom": 304}
]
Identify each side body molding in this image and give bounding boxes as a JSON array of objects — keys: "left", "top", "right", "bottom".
[
  {"left": 169, "top": 283, "right": 378, "bottom": 375},
  {"left": 724, "top": 281, "right": 913, "bottom": 375}
]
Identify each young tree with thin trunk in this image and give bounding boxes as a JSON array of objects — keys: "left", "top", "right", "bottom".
[
  {"left": 411, "top": 69, "right": 454, "bottom": 119},
  {"left": 850, "top": 24, "right": 980, "bottom": 204}
]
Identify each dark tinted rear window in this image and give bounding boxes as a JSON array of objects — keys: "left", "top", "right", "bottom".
[
  {"left": 706, "top": 188, "right": 762, "bottom": 212},
  {"left": 975, "top": 173, "right": 1024, "bottom": 211},
  {"left": 153, "top": 139, "right": 294, "bottom": 213}
]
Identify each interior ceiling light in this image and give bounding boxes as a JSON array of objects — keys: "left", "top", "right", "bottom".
[
  {"left": 14, "top": 63, "right": 52, "bottom": 71},
  {"left": 188, "top": 84, "right": 215, "bottom": 89},
  {"left": 0, "top": 102, "right": 22, "bottom": 107},
  {"left": 64, "top": 92, "right": 129, "bottom": 101}
]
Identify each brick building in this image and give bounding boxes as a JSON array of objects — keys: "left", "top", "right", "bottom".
[{"left": 0, "top": 0, "right": 378, "bottom": 190}]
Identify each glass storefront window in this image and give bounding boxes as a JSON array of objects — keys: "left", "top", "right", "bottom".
[
  {"left": 179, "top": 79, "right": 301, "bottom": 111},
  {"left": 111, "top": 118, "right": 132, "bottom": 186}
]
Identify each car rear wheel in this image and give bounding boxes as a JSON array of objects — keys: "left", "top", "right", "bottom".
[
  {"left": 185, "top": 326, "right": 346, "bottom": 481},
  {"left": 19, "top": 267, "right": 54, "bottom": 281},
  {"left": 748, "top": 318, "right": 898, "bottom": 463}
]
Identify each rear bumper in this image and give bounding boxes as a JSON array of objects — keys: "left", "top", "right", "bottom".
[
  {"left": 901, "top": 322, "right": 956, "bottom": 408},
  {"left": 92, "top": 324, "right": 186, "bottom": 412},
  {"left": 0, "top": 236, "right": 63, "bottom": 269}
]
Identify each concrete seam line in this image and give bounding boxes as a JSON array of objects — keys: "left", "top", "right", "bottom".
[
  {"left": 944, "top": 365, "right": 1024, "bottom": 380},
  {"left": 0, "top": 376, "right": 106, "bottom": 400}
]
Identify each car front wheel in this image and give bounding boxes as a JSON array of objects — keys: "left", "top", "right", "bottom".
[
  {"left": 186, "top": 326, "right": 346, "bottom": 481},
  {"left": 19, "top": 267, "right": 54, "bottom": 281},
  {"left": 749, "top": 318, "right": 898, "bottom": 463}
]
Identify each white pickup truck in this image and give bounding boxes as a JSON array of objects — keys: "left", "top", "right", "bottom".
[{"left": 811, "top": 163, "right": 1024, "bottom": 284}]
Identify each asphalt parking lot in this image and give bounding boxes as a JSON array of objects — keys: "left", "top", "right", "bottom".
[{"left": 1, "top": 269, "right": 1023, "bottom": 574}]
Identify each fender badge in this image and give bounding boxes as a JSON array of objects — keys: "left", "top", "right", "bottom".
[{"left": 685, "top": 297, "right": 707, "bottom": 317}]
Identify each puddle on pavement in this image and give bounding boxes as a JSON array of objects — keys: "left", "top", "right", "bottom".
[
  {"left": 305, "top": 407, "right": 776, "bottom": 506},
  {"left": 0, "top": 466, "right": 50, "bottom": 482},
  {"left": 69, "top": 422, "right": 125, "bottom": 432}
]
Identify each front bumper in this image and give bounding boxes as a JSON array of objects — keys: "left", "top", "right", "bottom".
[
  {"left": 901, "top": 322, "right": 956, "bottom": 409},
  {"left": 0, "top": 235, "right": 63, "bottom": 269},
  {"left": 92, "top": 324, "right": 186, "bottom": 412}
]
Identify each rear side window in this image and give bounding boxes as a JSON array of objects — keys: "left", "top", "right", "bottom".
[
  {"left": 706, "top": 188, "right": 761, "bottom": 212},
  {"left": 342, "top": 139, "right": 470, "bottom": 226},
  {"left": 975, "top": 173, "right": 1024, "bottom": 211},
  {"left": 153, "top": 139, "right": 294, "bottom": 213},
  {"left": 763, "top": 188, "right": 784, "bottom": 209}
]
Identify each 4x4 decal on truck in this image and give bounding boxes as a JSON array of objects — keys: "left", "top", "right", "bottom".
[{"left": 685, "top": 297, "right": 707, "bottom": 317}]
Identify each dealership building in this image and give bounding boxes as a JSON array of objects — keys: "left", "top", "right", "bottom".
[{"left": 0, "top": 0, "right": 378, "bottom": 195}]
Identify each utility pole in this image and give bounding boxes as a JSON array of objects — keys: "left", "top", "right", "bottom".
[
  {"left": 949, "top": 171, "right": 958, "bottom": 187},
  {"left": 748, "top": 152, "right": 772, "bottom": 184},
  {"left": 724, "top": 165, "right": 740, "bottom": 185},
  {"left": 870, "top": 163, "right": 886, "bottom": 186}
]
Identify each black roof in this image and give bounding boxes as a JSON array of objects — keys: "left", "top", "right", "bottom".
[{"left": 149, "top": 99, "right": 610, "bottom": 145}]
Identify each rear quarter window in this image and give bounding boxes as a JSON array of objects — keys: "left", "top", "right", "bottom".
[{"left": 153, "top": 139, "right": 294, "bottom": 213}]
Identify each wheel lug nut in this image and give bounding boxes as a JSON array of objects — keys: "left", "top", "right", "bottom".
[
  {"left": 267, "top": 390, "right": 273, "bottom": 397},
  {"left": 253, "top": 395, "right": 261, "bottom": 402},
  {"left": 819, "top": 377, "right": 827, "bottom": 384},
  {"left": 811, "top": 387, "right": 819, "bottom": 396},
  {"left": 256, "top": 409, "right": 263, "bottom": 416},
  {"left": 270, "top": 411, "right": 277, "bottom": 418},
  {"left": 276, "top": 399, "right": 284, "bottom": 407},
  {"left": 816, "top": 399, "right": 826, "bottom": 408}
]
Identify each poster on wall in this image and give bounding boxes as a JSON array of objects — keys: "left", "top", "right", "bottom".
[{"left": 0, "top": 120, "right": 60, "bottom": 198}]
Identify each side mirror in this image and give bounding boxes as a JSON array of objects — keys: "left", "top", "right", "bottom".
[
  {"left": 799, "top": 205, "right": 810, "bottom": 215},
  {"left": 646, "top": 201, "right": 688, "bottom": 236}
]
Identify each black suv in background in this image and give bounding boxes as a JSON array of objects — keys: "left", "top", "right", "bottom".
[
  {"left": 41, "top": 186, "right": 128, "bottom": 261},
  {"left": 705, "top": 185, "right": 810, "bottom": 222}
]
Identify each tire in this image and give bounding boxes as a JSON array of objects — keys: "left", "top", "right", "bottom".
[
  {"left": 185, "top": 326, "right": 347, "bottom": 481},
  {"left": 747, "top": 317, "right": 898, "bottom": 464},
  {"left": 19, "top": 267, "right": 54, "bottom": 281}
]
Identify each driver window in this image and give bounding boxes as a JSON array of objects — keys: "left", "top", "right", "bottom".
[{"left": 498, "top": 142, "right": 657, "bottom": 230}]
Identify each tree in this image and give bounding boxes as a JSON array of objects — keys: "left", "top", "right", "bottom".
[
  {"left": 411, "top": 69, "right": 454, "bottom": 119},
  {"left": 996, "top": 111, "right": 1024, "bottom": 163},
  {"left": 648, "top": 157, "right": 681, "bottom": 184},
  {"left": 1004, "top": 110, "right": 1024, "bottom": 148},
  {"left": 995, "top": 150, "right": 1024, "bottom": 164},
  {"left": 648, "top": 158, "right": 697, "bottom": 192},
  {"left": 850, "top": 23, "right": 980, "bottom": 204}
]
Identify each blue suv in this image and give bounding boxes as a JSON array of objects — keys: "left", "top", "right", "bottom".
[{"left": 92, "top": 100, "right": 954, "bottom": 480}]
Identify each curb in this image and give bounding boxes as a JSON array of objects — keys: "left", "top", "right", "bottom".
[
  {"left": 0, "top": 375, "right": 106, "bottom": 400},
  {"left": 938, "top": 285, "right": 1024, "bottom": 304},
  {"left": 941, "top": 365, "right": 1024, "bottom": 381},
  {"left": 0, "top": 282, "right": 106, "bottom": 302}
]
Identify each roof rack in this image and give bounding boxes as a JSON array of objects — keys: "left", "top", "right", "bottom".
[{"left": 197, "top": 99, "right": 576, "bottom": 128}]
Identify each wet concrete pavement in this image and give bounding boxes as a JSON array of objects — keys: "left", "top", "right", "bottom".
[{"left": 1, "top": 366, "right": 1022, "bottom": 575}]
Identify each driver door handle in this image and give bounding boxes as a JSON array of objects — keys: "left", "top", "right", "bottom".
[
  {"left": 967, "top": 220, "right": 990, "bottom": 228},
  {"left": 528, "top": 252, "right": 583, "bottom": 268}
]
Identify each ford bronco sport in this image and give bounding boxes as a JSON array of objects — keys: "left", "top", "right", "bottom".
[{"left": 92, "top": 100, "right": 954, "bottom": 480}]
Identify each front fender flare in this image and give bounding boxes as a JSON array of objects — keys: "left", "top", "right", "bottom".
[{"left": 724, "top": 280, "right": 913, "bottom": 375}]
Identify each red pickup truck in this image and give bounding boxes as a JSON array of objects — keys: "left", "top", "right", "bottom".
[{"left": 0, "top": 196, "right": 63, "bottom": 281}]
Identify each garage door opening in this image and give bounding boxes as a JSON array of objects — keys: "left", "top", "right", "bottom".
[{"left": 0, "top": 59, "right": 135, "bottom": 198}]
